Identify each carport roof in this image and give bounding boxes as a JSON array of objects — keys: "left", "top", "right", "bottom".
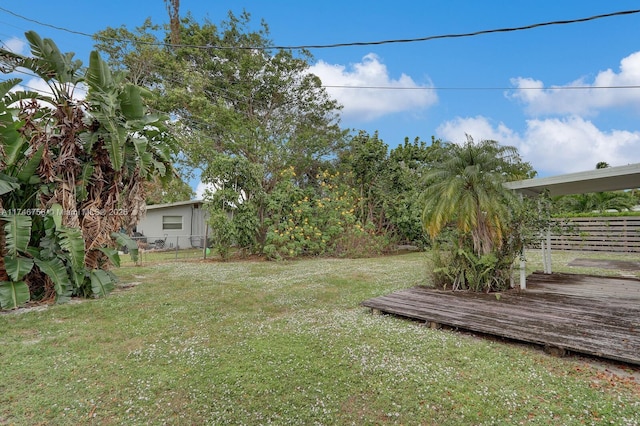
[{"left": 504, "top": 163, "right": 640, "bottom": 197}]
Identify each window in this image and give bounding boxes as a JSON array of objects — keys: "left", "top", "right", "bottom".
[{"left": 162, "top": 215, "right": 182, "bottom": 230}]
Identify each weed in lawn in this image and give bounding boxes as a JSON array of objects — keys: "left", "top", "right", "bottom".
[{"left": 1, "top": 251, "right": 639, "bottom": 425}]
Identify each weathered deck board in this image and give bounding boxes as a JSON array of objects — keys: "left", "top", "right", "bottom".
[{"left": 361, "top": 272, "right": 640, "bottom": 365}]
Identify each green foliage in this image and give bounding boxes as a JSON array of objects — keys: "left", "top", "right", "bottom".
[
  {"left": 96, "top": 13, "right": 345, "bottom": 256},
  {"left": 144, "top": 173, "right": 195, "bottom": 205},
  {"left": 430, "top": 234, "right": 518, "bottom": 292},
  {"left": 0, "top": 31, "right": 176, "bottom": 309},
  {"left": 110, "top": 232, "right": 139, "bottom": 263},
  {"left": 207, "top": 212, "right": 235, "bottom": 260},
  {"left": 0, "top": 280, "right": 29, "bottom": 309},
  {"left": 336, "top": 133, "right": 453, "bottom": 248},
  {"left": 202, "top": 155, "right": 263, "bottom": 256},
  {"left": 1, "top": 214, "right": 32, "bottom": 257},
  {"left": 552, "top": 191, "right": 637, "bottom": 214},
  {"left": 89, "top": 269, "right": 116, "bottom": 298},
  {"left": 3, "top": 256, "right": 34, "bottom": 282},
  {"left": 263, "top": 168, "right": 391, "bottom": 259},
  {"left": 421, "top": 136, "right": 541, "bottom": 292},
  {"left": 32, "top": 257, "right": 73, "bottom": 303}
]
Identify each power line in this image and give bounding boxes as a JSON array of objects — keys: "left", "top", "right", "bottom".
[
  {"left": 0, "top": 6, "right": 638, "bottom": 50},
  {"left": 277, "top": 9, "right": 640, "bottom": 50},
  {"left": 0, "top": 7, "right": 94, "bottom": 38},
  {"left": 4, "top": 70, "right": 640, "bottom": 93},
  {"left": 322, "top": 85, "right": 640, "bottom": 91}
]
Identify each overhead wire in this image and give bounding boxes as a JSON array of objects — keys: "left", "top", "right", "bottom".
[
  {"left": 3, "top": 67, "right": 640, "bottom": 93},
  {"left": 3, "top": 31, "right": 638, "bottom": 93},
  {"left": 0, "top": 6, "right": 638, "bottom": 50},
  {"left": 1, "top": 6, "right": 639, "bottom": 94}
]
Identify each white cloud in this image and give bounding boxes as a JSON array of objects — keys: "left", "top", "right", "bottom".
[
  {"left": 435, "top": 116, "right": 522, "bottom": 148},
  {"left": 508, "top": 51, "right": 640, "bottom": 116},
  {"left": 309, "top": 53, "right": 437, "bottom": 122},
  {"left": 521, "top": 116, "right": 640, "bottom": 173},
  {"left": 2, "top": 36, "right": 26, "bottom": 55},
  {"left": 436, "top": 115, "right": 640, "bottom": 175},
  {"left": 195, "top": 181, "right": 216, "bottom": 200},
  {"left": 6, "top": 77, "right": 87, "bottom": 111}
]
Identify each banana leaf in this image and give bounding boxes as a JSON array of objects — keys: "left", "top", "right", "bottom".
[
  {"left": 0, "top": 281, "right": 29, "bottom": 309},
  {"left": 111, "top": 232, "right": 139, "bottom": 263},
  {"left": 33, "top": 257, "right": 73, "bottom": 303},
  {"left": 57, "top": 226, "right": 85, "bottom": 271},
  {"left": 16, "top": 144, "right": 45, "bottom": 183},
  {"left": 0, "top": 214, "right": 32, "bottom": 257},
  {"left": 0, "top": 174, "right": 20, "bottom": 196},
  {"left": 48, "top": 203, "right": 63, "bottom": 230},
  {"left": 3, "top": 256, "right": 34, "bottom": 281},
  {"left": 0, "top": 78, "right": 22, "bottom": 97},
  {"left": 118, "top": 83, "right": 145, "bottom": 120},
  {"left": 89, "top": 269, "right": 115, "bottom": 298},
  {"left": 0, "top": 132, "right": 25, "bottom": 167},
  {"left": 98, "top": 247, "right": 120, "bottom": 267}
]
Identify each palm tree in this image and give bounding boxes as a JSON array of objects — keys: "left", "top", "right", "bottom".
[
  {"left": 556, "top": 191, "right": 635, "bottom": 213},
  {"left": 421, "top": 136, "right": 520, "bottom": 256}
]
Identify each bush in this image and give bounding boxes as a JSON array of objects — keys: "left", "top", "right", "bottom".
[
  {"left": 429, "top": 237, "right": 515, "bottom": 292},
  {"left": 264, "top": 169, "right": 393, "bottom": 259}
]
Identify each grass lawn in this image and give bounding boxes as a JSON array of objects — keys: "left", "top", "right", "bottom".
[{"left": 1, "top": 251, "right": 639, "bottom": 425}]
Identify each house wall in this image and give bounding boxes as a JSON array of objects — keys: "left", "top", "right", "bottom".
[{"left": 136, "top": 204, "right": 208, "bottom": 249}]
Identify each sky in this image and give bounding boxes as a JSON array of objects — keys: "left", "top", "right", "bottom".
[{"left": 2, "top": 0, "right": 640, "bottom": 194}]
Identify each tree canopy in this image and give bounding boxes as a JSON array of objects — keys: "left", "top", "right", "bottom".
[{"left": 95, "top": 12, "right": 346, "bottom": 251}]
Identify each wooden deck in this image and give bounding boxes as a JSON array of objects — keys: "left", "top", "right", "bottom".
[{"left": 361, "top": 272, "right": 640, "bottom": 365}]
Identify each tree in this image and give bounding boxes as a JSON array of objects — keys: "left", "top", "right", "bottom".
[
  {"left": 338, "top": 131, "right": 389, "bottom": 228},
  {"left": 0, "top": 31, "right": 176, "bottom": 308},
  {"left": 144, "top": 173, "right": 195, "bottom": 205},
  {"left": 164, "top": 0, "right": 181, "bottom": 45},
  {"left": 385, "top": 137, "right": 455, "bottom": 246},
  {"left": 422, "top": 136, "right": 523, "bottom": 255},
  {"left": 420, "top": 136, "right": 537, "bottom": 291},
  {"left": 95, "top": 12, "right": 345, "bottom": 254}
]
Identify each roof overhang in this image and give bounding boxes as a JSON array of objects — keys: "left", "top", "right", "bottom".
[
  {"left": 504, "top": 163, "right": 640, "bottom": 197},
  {"left": 145, "top": 199, "right": 204, "bottom": 210}
]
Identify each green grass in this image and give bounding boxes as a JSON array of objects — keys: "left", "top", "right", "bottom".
[{"left": 1, "top": 251, "right": 639, "bottom": 425}]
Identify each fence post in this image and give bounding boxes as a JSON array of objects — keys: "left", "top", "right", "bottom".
[
  {"left": 203, "top": 224, "right": 209, "bottom": 260},
  {"left": 545, "top": 228, "right": 552, "bottom": 273},
  {"left": 519, "top": 254, "right": 526, "bottom": 290}
]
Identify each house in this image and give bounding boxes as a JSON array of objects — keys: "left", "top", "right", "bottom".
[{"left": 135, "top": 200, "right": 208, "bottom": 249}]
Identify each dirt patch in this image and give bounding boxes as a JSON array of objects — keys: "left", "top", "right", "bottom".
[{"left": 568, "top": 258, "right": 640, "bottom": 271}]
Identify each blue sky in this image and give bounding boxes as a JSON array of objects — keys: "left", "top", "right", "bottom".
[{"left": 2, "top": 0, "right": 640, "bottom": 186}]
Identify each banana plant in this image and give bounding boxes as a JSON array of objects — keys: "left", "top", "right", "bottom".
[{"left": 0, "top": 31, "right": 176, "bottom": 309}]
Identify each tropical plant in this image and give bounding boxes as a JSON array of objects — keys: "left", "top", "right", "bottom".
[
  {"left": 262, "top": 167, "right": 389, "bottom": 259},
  {"left": 95, "top": 12, "right": 345, "bottom": 255},
  {"left": 0, "top": 31, "right": 176, "bottom": 309},
  {"left": 553, "top": 191, "right": 637, "bottom": 214},
  {"left": 144, "top": 173, "right": 195, "bottom": 205},
  {"left": 421, "top": 136, "right": 537, "bottom": 291}
]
